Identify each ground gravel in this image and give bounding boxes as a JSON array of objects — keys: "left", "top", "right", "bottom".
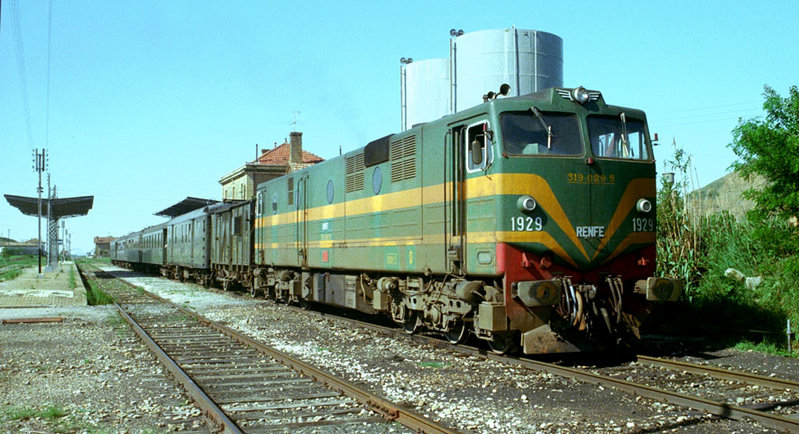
[
  {"left": 0, "top": 306, "right": 210, "bottom": 432},
  {"left": 106, "top": 267, "right": 794, "bottom": 433}
]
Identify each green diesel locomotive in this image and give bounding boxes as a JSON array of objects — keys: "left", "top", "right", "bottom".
[{"left": 252, "top": 86, "right": 681, "bottom": 354}]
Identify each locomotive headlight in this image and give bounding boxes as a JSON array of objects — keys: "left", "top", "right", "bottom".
[
  {"left": 636, "top": 198, "right": 653, "bottom": 213},
  {"left": 517, "top": 195, "right": 537, "bottom": 212},
  {"left": 572, "top": 86, "right": 590, "bottom": 104}
]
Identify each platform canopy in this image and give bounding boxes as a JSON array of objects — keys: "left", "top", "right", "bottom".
[
  {"left": 4, "top": 194, "right": 94, "bottom": 219},
  {"left": 154, "top": 197, "right": 219, "bottom": 218}
]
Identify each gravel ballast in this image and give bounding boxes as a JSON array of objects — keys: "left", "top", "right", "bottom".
[
  {"left": 3, "top": 265, "right": 794, "bottom": 432},
  {"left": 103, "top": 267, "right": 795, "bottom": 433}
]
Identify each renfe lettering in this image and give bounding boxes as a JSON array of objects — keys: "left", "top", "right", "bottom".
[{"left": 576, "top": 226, "right": 605, "bottom": 238}]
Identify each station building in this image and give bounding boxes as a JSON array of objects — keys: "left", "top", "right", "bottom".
[{"left": 219, "top": 132, "right": 324, "bottom": 201}]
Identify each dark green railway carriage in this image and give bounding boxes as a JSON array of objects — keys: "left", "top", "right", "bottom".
[
  {"left": 164, "top": 207, "right": 211, "bottom": 283},
  {"left": 110, "top": 231, "right": 142, "bottom": 265},
  {"left": 112, "top": 224, "right": 168, "bottom": 272},
  {"left": 252, "top": 87, "right": 681, "bottom": 354},
  {"left": 209, "top": 200, "right": 254, "bottom": 292},
  {"left": 140, "top": 223, "right": 168, "bottom": 267}
]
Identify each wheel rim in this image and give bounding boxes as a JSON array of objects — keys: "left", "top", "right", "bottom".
[
  {"left": 445, "top": 320, "right": 468, "bottom": 344},
  {"left": 402, "top": 310, "right": 420, "bottom": 334},
  {"left": 488, "top": 333, "right": 514, "bottom": 354}
]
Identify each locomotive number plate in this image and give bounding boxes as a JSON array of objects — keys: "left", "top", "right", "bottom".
[
  {"left": 510, "top": 216, "right": 543, "bottom": 232},
  {"left": 632, "top": 218, "right": 654, "bottom": 232}
]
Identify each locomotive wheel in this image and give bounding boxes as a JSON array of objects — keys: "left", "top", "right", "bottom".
[
  {"left": 402, "top": 310, "right": 421, "bottom": 334},
  {"left": 248, "top": 284, "right": 258, "bottom": 298},
  {"left": 445, "top": 320, "right": 468, "bottom": 344},
  {"left": 265, "top": 286, "right": 277, "bottom": 302},
  {"left": 275, "top": 289, "right": 288, "bottom": 304},
  {"left": 487, "top": 332, "right": 516, "bottom": 355}
]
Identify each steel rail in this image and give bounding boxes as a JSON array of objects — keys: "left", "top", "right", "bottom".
[
  {"left": 114, "top": 302, "right": 244, "bottom": 434},
  {"left": 496, "top": 353, "right": 799, "bottom": 433},
  {"left": 292, "top": 308, "right": 799, "bottom": 432},
  {"left": 80, "top": 266, "right": 239, "bottom": 433},
  {"left": 105, "top": 270, "right": 457, "bottom": 434},
  {"left": 637, "top": 354, "right": 799, "bottom": 393}
]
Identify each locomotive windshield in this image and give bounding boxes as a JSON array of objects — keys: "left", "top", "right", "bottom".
[
  {"left": 587, "top": 115, "right": 651, "bottom": 160},
  {"left": 499, "top": 111, "right": 583, "bottom": 156}
]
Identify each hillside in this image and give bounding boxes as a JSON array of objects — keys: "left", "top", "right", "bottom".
[{"left": 688, "top": 171, "right": 766, "bottom": 219}]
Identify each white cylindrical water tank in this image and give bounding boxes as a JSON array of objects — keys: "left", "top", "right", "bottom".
[
  {"left": 400, "top": 28, "right": 563, "bottom": 130},
  {"left": 453, "top": 28, "right": 563, "bottom": 112},
  {"left": 403, "top": 58, "right": 450, "bottom": 130}
]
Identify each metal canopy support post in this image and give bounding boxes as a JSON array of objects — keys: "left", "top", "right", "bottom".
[{"left": 46, "top": 178, "right": 58, "bottom": 271}]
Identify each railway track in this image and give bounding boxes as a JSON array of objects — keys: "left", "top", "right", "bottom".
[
  {"left": 80, "top": 265, "right": 456, "bottom": 433},
  {"left": 273, "top": 300, "right": 799, "bottom": 432},
  {"left": 95, "top": 264, "right": 799, "bottom": 432}
]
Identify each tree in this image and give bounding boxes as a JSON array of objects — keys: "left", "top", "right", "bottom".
[{"left": 730, "top": 85, "right": 799, "bottom": 220}]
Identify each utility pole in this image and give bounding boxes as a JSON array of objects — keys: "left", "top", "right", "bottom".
[
  {"left": 47, "top": 174, "right": 52, "bottom": 268},
  {"left": 33, "top": 148, "right": 47, "bottom": 275},
  {"left": 61, "top": 221, "right": 65, "bottom": 260}
]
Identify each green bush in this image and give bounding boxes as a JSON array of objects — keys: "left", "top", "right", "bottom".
[{"left": 656, "top": 143, "right": 798, "bottom": 354}]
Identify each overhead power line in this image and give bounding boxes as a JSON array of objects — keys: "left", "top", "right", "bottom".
[
  {"left": 46, "top": 0, "right": 53, "bottom": 146},
  {"left": 8, "top": 0, "right": 35, "bottom": 148}
]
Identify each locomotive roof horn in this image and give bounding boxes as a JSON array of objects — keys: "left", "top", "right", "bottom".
[{"left": 483, "top": 83, "right": 511, "bottom": 102}]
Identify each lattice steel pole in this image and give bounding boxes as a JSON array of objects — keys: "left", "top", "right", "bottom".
[{"left": 32, "top": 149, "right": 47, "bottom": 275}]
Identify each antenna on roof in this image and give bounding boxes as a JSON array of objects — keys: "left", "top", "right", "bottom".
[{"left": 291, "top": 110, "right": 300, "bottom": 132}]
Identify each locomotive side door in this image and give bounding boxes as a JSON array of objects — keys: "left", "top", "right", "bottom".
[
  {"left": 446, "top": 126, "right": 465, "bottom": 274},
  {"left": 448, "top": 120, "right": 492, "bottom": 275},
  {"left": 296, "top": 174, "right": 309, "bottom": 268}
]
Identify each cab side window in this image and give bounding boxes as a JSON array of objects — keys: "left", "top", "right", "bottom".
[{"left": 465, "top": 121, "right": 492, "bottom": 173}]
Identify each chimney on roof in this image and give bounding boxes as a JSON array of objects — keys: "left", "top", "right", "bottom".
[{"left": 289, "top": 131, "right": 303, "bottom": 164}]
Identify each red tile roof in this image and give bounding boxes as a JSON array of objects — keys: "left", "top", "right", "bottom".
[{"left": 256, "top": 142, "right": 323, "bottom": 165}]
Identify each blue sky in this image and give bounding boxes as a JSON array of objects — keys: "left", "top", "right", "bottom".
[{"left": 1, "top": 1, "right": 797, "bottom": 254}]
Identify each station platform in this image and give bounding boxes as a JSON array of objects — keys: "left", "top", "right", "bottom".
[{"left": 0, "top": 261, "right": 87, "bottom": 307}]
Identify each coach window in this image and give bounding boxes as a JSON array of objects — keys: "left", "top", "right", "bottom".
[
  {"left": 233, "top": 215, "right": 243, "bottom": 236},
  {"left": 466, "top": 121, "right": 493, "bottom": 173}
]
